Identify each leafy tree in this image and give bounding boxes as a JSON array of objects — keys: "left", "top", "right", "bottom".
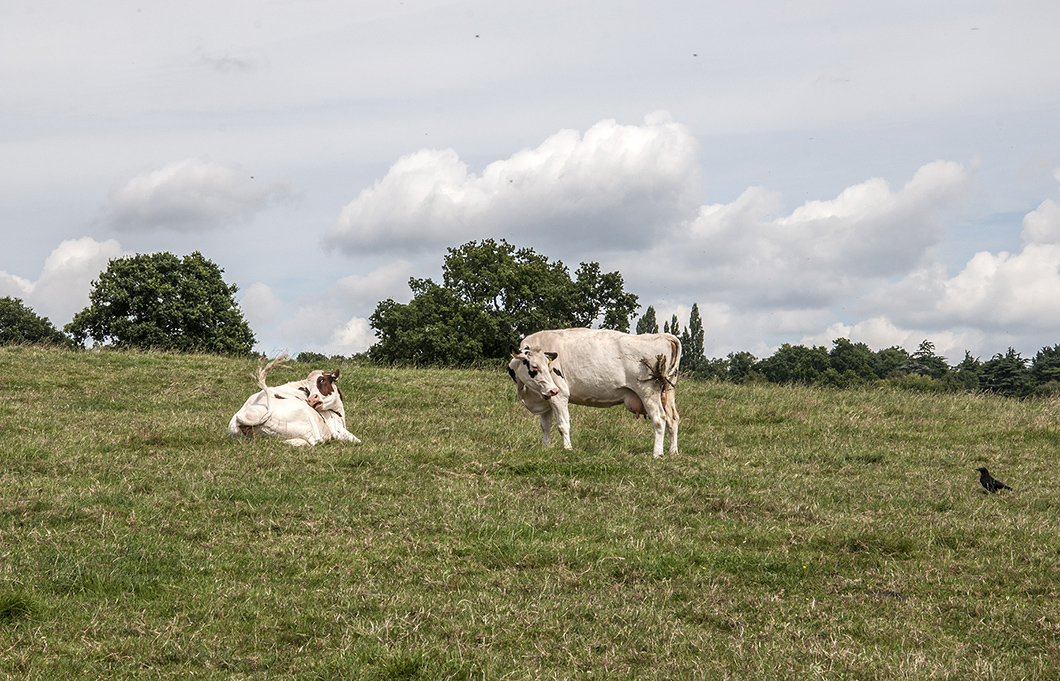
[
  {"left": 369, "top": 278, "right": 498, "bottom": 365},
  {"left": 980, "top": 348, "right": 1032, "bottom": 397},
  {"left": 65, "top": 251, "right": 255, "bottom": 355},
  {"left": 698, "top": 356, "right": 729, "bottom": 381},
  {"left": 726, "top": 351, "right": 757, "bottom": 383},
  {"left": 828, "top": 338, "right": 876, "bottom": 383},
  {"left": 0, "top": 297, "right": 69, "bottom": 346},
  {"left": 635, "top": 306, "right": 659, "bottom": 335},
  {"left": 817, "top": 367, "right": 866, "bottom": 389},
  {"left": 795, "top": 346, "right": 837, "bottom": 385},
  {"left": 295, "top": 351, "right": 350, "bottom": 364},
  {"left": 440, "top": 239, "right": 571, "bottom": 336},
  {"left": 871, "top": 346, "right": 910, "bottom": 379},
  {"left": 369, "top": 239, "right": 640, "bottom": 363},
  {"left": 753, "top": 344, "right": 801, "bottom": 384},
  {"left": 754, "top": 344, "right": 829, "bottom": 385},
  {"left": 570, "top": 261, "right": 640, "bottom": 332}
]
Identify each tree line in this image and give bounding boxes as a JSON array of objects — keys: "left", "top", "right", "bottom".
[
  {"left": 1, "top": 251, "right": 256, "bottom": 355},
  {"left": 3, "top": 241, "right": 1059, "bottom": 398},
  {"left": 624, "top": 301, "right": 1060, "bottom": 398}
]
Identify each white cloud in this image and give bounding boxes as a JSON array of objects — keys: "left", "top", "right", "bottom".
[
  {"left": 0, "top": 237, "right": 125, "bottom": 324},
  {"left": 0, "top": 272, "right": 32, "bottom": 298},
  {"left": 324, "top": 112, "right": 702, "bottom": 254},
  {"left": 327, "top": 260, "right": 417, "bottom": 306},
  {"left": 321, "top": 317, "right": 377, "bottom": 356},
  {"left": 777, "top": 159, "right": 977, "bottom": 275},
  {"left": 1020, "top": 196, "right": 1060, "bottom": 245},
  {"left": 796, "top": 317, "right": 961, "bottom": 356},
  {"left": 866, "top": 169, "right": 1060, "bottom": 335},
  {"left": 936, "top": 245, "right": 1060, "bottom": 328},
  {"left": 797, "top": 320, "right": 985, "bottom": 365},
  {"left": 619, "top": 158, "right": 979, "bottom": 311},
  {"left": 102, "top": 158, "right": 294, "bottom": 232},
  {"left": 244, "top": 260, "right": 415, "bottom": 355},
  {"left": 238, "top": 282, "right": 286, "bottom": 327}
]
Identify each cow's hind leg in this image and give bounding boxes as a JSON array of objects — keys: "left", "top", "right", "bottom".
[
  {"left": 662, "top": 387, "right": 679, "bottom": 456},
  {"left": 640, "top": 392, "right": 669, "bottom": 458},
  {"left": 650, "top": 415, "right": 667, "bottom": 459}
]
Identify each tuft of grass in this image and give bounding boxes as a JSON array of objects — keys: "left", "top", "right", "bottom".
[{"left": 0, "top": 592, "right": 37, "bottom": 623}]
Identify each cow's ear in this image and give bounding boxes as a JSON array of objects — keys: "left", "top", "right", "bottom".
[
  {"left": 509, "top": 344, "right": 521, "bottom": 357},
  {"left": 330, "top": 369, "right": 340, "bottom": 381},
  {"left": 545, "top": 351, "right": 558, "bottom": 362}
]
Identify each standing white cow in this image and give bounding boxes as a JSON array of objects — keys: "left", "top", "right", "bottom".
[
  {"left": 228, "top": 355, "right": 360, "bottom": 446},
  {"left": 508, "top": 328, "right": 681, "bottom": 458}
]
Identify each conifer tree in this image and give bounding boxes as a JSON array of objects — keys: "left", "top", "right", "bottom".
[
  {"left": 683, "top": 303, "right": 705, "bottom": 372},
  {"left": 636, "top": 306, "right": 659, "bottom": 334}
]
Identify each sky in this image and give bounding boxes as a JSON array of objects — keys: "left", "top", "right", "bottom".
[{"left": 3, "top": 0, "right": 1060, "bottom": 363}]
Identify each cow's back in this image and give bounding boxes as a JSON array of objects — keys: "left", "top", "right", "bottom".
[{"left": 520, "top": 328, "right": 680, "bottom": 405}]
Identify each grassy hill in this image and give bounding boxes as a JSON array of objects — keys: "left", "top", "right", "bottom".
[{"left": 1, "top": 345, "right": 1058, "bottom": 679}]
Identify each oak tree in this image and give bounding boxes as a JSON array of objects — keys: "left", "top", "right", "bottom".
[{"left": 66, "top": 251, "right": 255, "bottom": 355}]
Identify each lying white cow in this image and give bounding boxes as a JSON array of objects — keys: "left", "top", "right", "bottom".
[
  {"left": 508, "top": 328, "right": 681, "bottom": 458},
  {"left": 228, "top": 355, "right": 360, "bottom": 446}
]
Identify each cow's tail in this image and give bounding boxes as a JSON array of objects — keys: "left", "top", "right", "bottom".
[
  {"left": 640, "top": 335, "right": 682, "bottom": 423},
  {"left": 663, "top": 336, "right": 681, "bottom": 423},
  {"left": 667, "top": 335, "right": 682, "bottom": 380},
  {"left": 253, "top": 353, "right": 291, "bottom": 424},
  {"left": 256, "top": 353, "right": 291, "bottom": 392}
]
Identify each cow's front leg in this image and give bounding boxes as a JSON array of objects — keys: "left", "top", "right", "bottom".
[
  {"left": 333, "top": 424, "right": 362, "bottom": 443},
  {"left": 551, "top": 397, "right": 572, "bottom": 450},
  {"left": 539, "top": 410, "right": 553, "bottom": 447}
]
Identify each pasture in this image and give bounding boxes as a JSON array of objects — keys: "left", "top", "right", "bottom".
[{"left": 1, "top": 345, "right": 1058, "bottom": 679}]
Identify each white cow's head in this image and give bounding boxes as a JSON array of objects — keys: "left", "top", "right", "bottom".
[
  {"left": 303, "top": 369, "right": 344, "bottom": 414},
  {"left": 508, "top": 345, "right": 561, "bottom": 399}
]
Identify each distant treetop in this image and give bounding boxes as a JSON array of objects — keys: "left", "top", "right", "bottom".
[
  {"left": 65, "top": 251, "right": 255, "bottom": 355},
  {"left": 0, "top": 297, "right": 69, "bottom": 347},
  {"left": 369, "top": 239, "right": 639, "bottom": 365}
]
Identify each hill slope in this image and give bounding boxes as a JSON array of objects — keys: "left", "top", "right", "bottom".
[{"left": 1, "top": 346, "right": 1058, "bottom": 679}]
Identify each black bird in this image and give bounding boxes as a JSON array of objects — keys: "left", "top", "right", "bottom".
[{"left": 977, "top": 467, "right": 1012, "bottom": 493}]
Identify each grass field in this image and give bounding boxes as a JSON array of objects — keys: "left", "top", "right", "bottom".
[{"left": 1, "top": 345, "right": 1058, "bottom": 679}]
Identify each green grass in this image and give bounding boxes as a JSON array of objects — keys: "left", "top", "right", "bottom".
[{"left": 1, "top": 345, "right": 1059, "bottom": 679}]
